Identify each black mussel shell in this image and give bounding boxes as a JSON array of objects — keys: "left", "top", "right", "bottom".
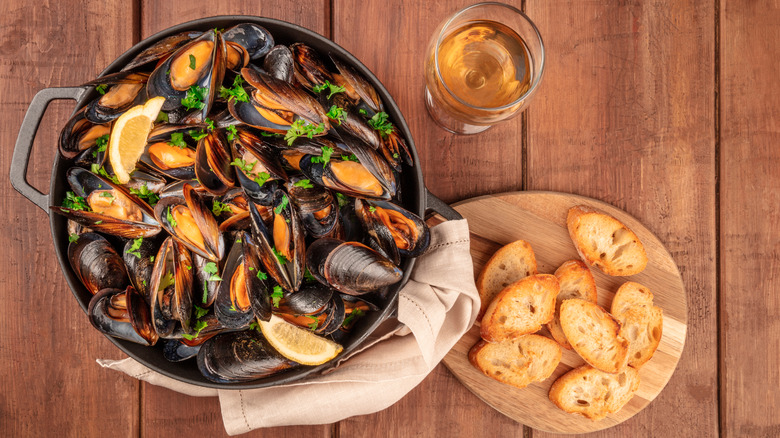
[
  {"left": 154, "top": 183, "right": 224, "bottom": 261},
  {"left": 58, "top": 107, "right": 112, "bottom": 159},
  {"left": 163, "top": 339, "right": 201, "bottom": 362},
  {"left": 197, "top": 330, "right": 297, "bottom": 383},
  {"left": 83, "top": 72, "right": 149, "bottom": 124},
  {"left": 241, "top": 68, "right": 330, "bottom": 131},
  {"left": 277, "top": 283, "right": 333, "bottom": 315},
  {"left": 354, "top": 199, "right": 430, "bottom": 265},
  {"left": 330, "top": 54, "right": 384, "bottom": 115},
  {"left": 306, "top": 238, "right": 402, "bottom": 296},
  {"left": 88, "top": 287, "right": 152, "bottom": 346},
  {"left": 264, "top": 45, "right": 295, "bottom": 82},
  {"left": 299, "top": 155, "right": 392, "bottom": 201},
  {"left": 122, "top": 30, "right": 202, "bottom": 72},
  {"left": 192, "top": 253, "right": 219, "bottom": 307},
  {"left": 149, "top": 237, "right": 194, "bottom": 338},
  {"left": 223, "top": 24, "right": 274, "bottom": 60},
  {"left": 195, "top": 129, "right": 235, "bottom": 195},
  {"left": 214, "top": 236, "right": 254, "bottom": 329},
  {"left": 290, "top": 43, "right": 334, "bottom": 90},
  {"left": 123, "top": 236, "right": 160, "bottom": 303},
  {"left": 287, "top": 175, "right": 339, "bottom": 238},
  {"left": 243, "top": 232, "right": 273, "bottom": 322},
  {"left": 68, "top": 232, "right": 129, "bottom": 295}
]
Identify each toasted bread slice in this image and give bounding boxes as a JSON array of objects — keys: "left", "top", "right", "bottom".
[
  {"left": 549, "top": 364, "right": 640, "bottom": 420},
  {"left": 547, "top": 260, "right": 598, "bottom": 349},
  {"left": 476, "top": 240, "right": 538, "bottom": 319},
  {"left": 566, "top": 205, "right": 647, "bottom": 276},
  {"left": 611, "top": 282, "right": 663, "bottom": 368},
  {"left": 480, "top": 274, "right": 558, "bottom": 342},
  {"left": 469, "top": 334, "right": 562, "bottom": 389},
  {"left": 560, "top": 299, "right": 629, "bottom": 373}
]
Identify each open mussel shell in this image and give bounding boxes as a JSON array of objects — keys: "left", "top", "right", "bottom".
[
  {"left": 330, "top": 54, "right": 384, "bottom": 115},
  {"left": 354, "top": 199, "right": 430, "bottom": 265},
  {"left": 287, "top": 175, "right": 339, "bottom": 238},
  {"left": 51, "top": 168, "right": 162, "bottom": 239},
  {"left": 214, "top": 237, "right": 254, "bottom": 329},
  {"left": 335, "top": 132, "right": 397, "bottom": 195},
  {"left": 227, "top": 98, "right": 292, "bottom": 133},
  {"left": 264, "top": 45, "right": 295, "bottom": 82},
  {"left": 149, "top": 237, "right": 194, "bottom": 338},
  {"left": 231, "top": 127, "right": 288, "bottom": 202},
  {"left": 58, "top": 107, "right": 112, "bottom": 159},
  {"left": 276, "top": 286, "right": 345, "bottom": 336},
  {"left": 306, "top": 238, "right": 402, "bottom": 296},
  {"left": 69, "top": 232, "right": 129, "bottom": 295},
  {"left": 299, "top": 154, "right": 392, "bottom": 201},
  {"left": 195, "top": 129, "right": 235, "bottom": 195},
  {"left": 290, "top": 42, "right": 334, "bottom": 90},
  {"left": 83, "top": 72, "right": 149, "bottom": 124},
  {"left": 327, "top": 94, "right": 382, "bottom": 151},
  {"left": 146, "top": 30, "right": 226, "bottom": 121},
  {"left": 330, "top": 294, "right": 378, "bottom": 343},
  {"left": 121, "top": 30, "right": 202, "bottom": 72},
  {"left": 223, "top": 23, "right": 274, "bottom": 60},
  {"left": 247, "top": 195, "right": 301, "bottom": 292},
  {"left": 243, "top": 232, "right": 273, "bottom": 321},
  {"left": 123, "top": 236, "right": 161, "bottom": 303},
  {"left": 277, "top": 283, "right": 333, "bottom": 315},
  {"left": 197, "top": 330, "right": 297, "bottom": 383},
  {"left": 123, "top": 170, "right": 167, "bottom": 195},
  {"left": 225, "top": 41, "right": 251, "bottom": 72},
  {"left": 154, "top": 183, "right": 225, "bottom": 261},
  {"left": 193, "top": 253, "right": 219, "bottom": 307},
  {"left": 88, "top": 286, "right": 156, "bottom": 346},
  {"left": 139, "top": 124, "right": 201, "bottom": 180},
  {"left": 163, "top": 339, "right": 201, "bottom": 362}
]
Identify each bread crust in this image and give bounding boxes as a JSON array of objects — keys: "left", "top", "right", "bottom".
[
  {"left": 560, "top": 299, "right": 629, "bottom": 374},
  {"left": 611, "top": 282, "right": 663, "bottom": 368},
  {"left": 480, "top": 274, "right": 559, "bottom": 342},
  {"left": 469, "top": 334, "right": 562, "bottom": 389},
  {"left": 548, "top": 364, "right": 640, "bottom": 420},
  {"left": 547, "top": 260, "right": 598, "bottom": 349},
  {"left": 566, "top": 205, "right": 647, "bottom": 276},
  {"left": 476, "top": 240, "right": 538, "bottom": 319}
]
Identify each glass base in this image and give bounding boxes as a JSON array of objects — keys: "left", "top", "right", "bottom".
[{"left": 424, "top": 87, "right": 492, "bottom": 135}]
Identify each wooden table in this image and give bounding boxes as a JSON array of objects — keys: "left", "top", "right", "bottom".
[{"left": 1, "top": 0, "right": 775, "bottom": 436}]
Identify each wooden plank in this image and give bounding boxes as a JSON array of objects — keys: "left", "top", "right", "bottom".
[
  {"left": 332, "top": 0, "right": 525, "bottom": 204},
  {"left": 333, "top": 1, "right": 527, "bottom": 436},
  {"left": 720, "top": 1, "right": 780, "bottom": 436},
  {"left": 138, "top": 2, "right": 332, "bottom": 437},
  {"left": 1, "top": 1, "right": 140, "bottom": 437},
  {"left": 525, "top": 0, "right": 717, "bottom": 436}
]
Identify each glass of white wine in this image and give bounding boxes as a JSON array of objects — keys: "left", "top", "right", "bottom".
[{"left": 424, "top": 2, "right": 545, "bottom": 134}]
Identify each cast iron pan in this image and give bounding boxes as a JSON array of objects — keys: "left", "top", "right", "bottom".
[{"left": 10, "top": 16, "right": 461, "bottom": 389}]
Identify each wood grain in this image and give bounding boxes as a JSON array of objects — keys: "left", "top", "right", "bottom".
[
  {"left": 332, "top": 1, "right": 527, "bottom": 436},
  {"left": 442, "top": 192, "right": 687, "bottom": 434},
  {"left": 1, "top": 1, "right": 140, "bottom": 437},
  {"left": 720, "top": 1, "right": 780, "bottom": 436},
  {"left": 138, "top": 2, "right": 332, "bottom": 437},
  {"left": 525, "top": 0, "right": 717, "bottom": 436}
]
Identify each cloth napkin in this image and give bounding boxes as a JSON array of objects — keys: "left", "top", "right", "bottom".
[{"left": 98, "top": 219, "right": 479, "bottom": 435}]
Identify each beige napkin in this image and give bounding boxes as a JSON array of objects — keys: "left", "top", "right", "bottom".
[{"left": 98, "top": 219, "right": 479, "bottom": 435}]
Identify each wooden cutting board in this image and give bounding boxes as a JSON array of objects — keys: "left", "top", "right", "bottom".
[{"left": 440, "top": 191, "right": 687, "bottom": 434}]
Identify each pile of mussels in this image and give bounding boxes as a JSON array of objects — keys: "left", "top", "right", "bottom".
[{"left": 51, "top": 23, "right": 429, "bottom": 383}]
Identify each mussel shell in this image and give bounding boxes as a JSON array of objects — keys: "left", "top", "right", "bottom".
[
  {"left": 243, "top": 232, "right": 273, "bottom": 322},
  {"left": 69, "top": 232, "right": 129, "bottom": 295},
  {"left": 330, "top": 54, "right": 384, "bottom": 114},
  {"left": 88, "top": 287, "right": 151, "bottom": 345},
  {"left": 223, "top": 24, "right": 274, "bottom": 60},
  {"left": 126, "top": 283, "right": 158, "bottom": 346},
  {"left": 329, "top": 98, "right": 383, "bottom": 151},
  {"left": 264, "top": 45, "right": 295, "bottom": 82},
  {"left": 227, "top": 98, "right": 291, "bottom": 133},
  {"left": 121, "top": 30, "right": 202, "bottom": 72},
  {"left": 214, "top": 237, "right": 254, "bottom": 329},
  {"left": 123, "top": 236, "right": 160, "bottom": 303},
  {"left": 197, "top": 330, "right": 296, "bottom": 383},
  {"left": 248, "top": 201, "right": 292, "bottom": 291},
  {"left": 83, "top": 72, "right": 148, "bottom": 124},
  {"left": 148, "top": 237, "right": 194, "bottom": 338},
  {"left": 192, "top": 253, "right": 219, "bottom": 307},
  {"left": 154, "top": 184, "right": 224, "bottom": 261},
  {"left": 277, "top": 283, "right": 333, "bottom": 315},
  {"left": 58, "top": 107, "right": 112, "bottom": 159},
  {"left": 241, "top": 68, "right": 330, "bottom": 130},
  {"left": 354, "top": 199, "right": 430, "bottom": 265},
  {"left": 225, "top": 41, "right": 251, "bottom": 72},
  {"left": 299, "top": 155, "right": 392, "bottom": 201},
  {"left": 163, "top": 339, "right": 201, "bottom": 362},
  {"left": 195, "top": 129, "right": 236, "bottom": 195},
  {"left": 231, "top": 127, "right": 288, "bottom": 202},
  {"left": 335, "top": 132, "right": 396, "bottom": 195},
  {"left": 290, "top": 43, "right": 334, "bottom": 90},
  {"left": 306, "top": 239, "right": 402, "bottom": 296},
  {"left": 287, "top": 176, "right": 339, "bottom": 238},
  {"left": 122, "top": 170, "right": 167, "bottom": 195}
]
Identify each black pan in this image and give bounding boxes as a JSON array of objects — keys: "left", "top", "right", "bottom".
[{"left": 10, "top": 16, "right": 461, "bottom": 389}]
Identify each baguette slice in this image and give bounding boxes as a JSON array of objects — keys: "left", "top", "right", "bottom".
[
  {"left": 547, "top": 260, "right": 598, "bottom": 349},
  {"left": 480, "top": 274, "right": 559, "bottom": 342},
  {"left": 611, "top": 282, "right": 663, "bottom": 368},
  {"left": 469, "top": 334, "right": 562, "bottom": 389},
  {"left": 560, "top": 299, "right": 629, "bottom": 373},
  {"left": 476, "top": 240, "right": 538, "bottom": 319},
  {"left": 549, "top": 364, "right": 640, "bottom": 420},
  {"left": 566, "top": 205, "right": 647, "bottom": 276}
]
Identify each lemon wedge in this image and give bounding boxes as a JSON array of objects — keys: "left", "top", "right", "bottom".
[
  {"left": 108, "top": 96, "right": 166, "bottom": 184},
  {"left": 259, "top": 315, "right": 343, "bottom": 365}
]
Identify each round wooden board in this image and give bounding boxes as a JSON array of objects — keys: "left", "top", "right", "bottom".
[{"left": 440, "top": 191, "right": 687, "bottom": 434}]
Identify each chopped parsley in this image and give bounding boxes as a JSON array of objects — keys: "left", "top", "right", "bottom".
[
  {"left": 342, "top": 308, "right": 364, "bottom": 327},
  {"left": 304, "top": 314, "right": 319, "bottom": 331},
  {"left": 212, "top": 200, "right": 232, "bottom": 216},
  {"left": 341, "top": 154, "right": 359, "bottom": 162},
  {"left": 181, "top": 85, "right": 207, "bottom": 111},
  {"left": 272, "top": 247, "right": 288, "bottom": 265},
  {"left": 260, "top": 131, "right": 283, "bottom": 138},
  {"left": 230, "top": 158, "right": 256, "bottom": 174},
  {"left": 256, "top": 269, "right": 268, "bottom": 281},
  {"left": 312, "top": 80, "right": 346, "bottom": 99},
  {"left": 336, "top": 192, "right": 349, "bottom": 208},
  {"left": 128, "top": 237, "right": 143, "bottom": 258},
  {"left": 90, "top": 164, "right": 119, "bottom": 184},
  {"left": 274, "top": 194, "right": 289, "bottom": 215},
  {"left": 365, "top": 111, "right": 395, "bottom": 138},
  {"left": 203, "top": 262, "right": 221, "bottom": 303},
  {"left": 189, "top": 128, "right": 208, "bottom": 141},
  {"left": 189, "top": 54, "right": 197, "bottom": 70},
  {"left": 94, "top": 220, "right": 103, "bottom": 225},
  {"left": 393, "top": 153, "right": 399, "bottom": 159},
  {"left": 168, "top": 132, "right": 187, "bottom": 148},
  {"left": 156, "top": 111, "right": 169, "bottom": 123},
  {"left": 150, "top": 255, "right": 155, "bottom": 262},
  {"left": 204, "top": 117, "right": 215, "bottom": 131},
  {"left": 303, "top": 267, "right": 317, "bottom": 282},
  {"left": 271, "top": 285, "right": 284, "bottom": 308},
  {"left": 99, "top": 191, "right": 113, "bottom": 199},
  {"left": 91, "top": 134, "right": 109, "bottom": 158},
  {"left": 181, "top": 320, "right": 208, "bottom": 340},
  {"left": 218, "top": 75, "right": 249, "bottom": 103},
  {"left": 284, "top": 119, "right": 326, "bottom": 146},
  {"left": 184, "top": 265, "right": 192, "bottom": 270},
  {"left": 368, "top": 206, "right": 377, "bottom": 213},
  {"left": 293, "top": 179, "right": 314, "bottom": 189},
  {"left": 166, "top": 208, "right": 177, "bottom": 227},
  {"left": 95, "top": 84, "right": 108, "bottom": 95},
  {"left": 62, "top": 191, "right": 89, "bottom": 211},
  {"left": 253, "top": 172, "right": 271, "bottom": 187},
  {"left": 129, "top": 183, "right": 159, "bottom": 207},
  {"left": 326, "top": 105, "right": 346, "bottom": 124},
  {"left": 310, "top": 145, "right": 334, "bottom": 164},
  {"left": 225, "top": 124, "right": 238, "bottom": 142},
  {"left": 68, "top": 233, "right": 79, "bottom": 243},
  {"left": 194, "top": 305, "right": 209, "bottom": 319}
]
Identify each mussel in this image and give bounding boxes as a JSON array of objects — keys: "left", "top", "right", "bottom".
[
  {"left": 58, "top": 107, "right": 112, "bottom": 159},
  {"left": 231, "top": 126, "right": 288, "bottom": 203},
  {"left": 194, "top": 129, "right": 235, "bottom": 195},
  {"left": 122, "top": 31, "right": 203, "bottom": 72},
  {"left": 275, "top": 284, "right": 345, "bottom": 336},
  {"left": 88, "top": 286, "right": 157, "bottom": 346},
  {"left": 306, "top": 238, "right": 402, "bottom": 296},
  {"left": 214, "top": 232, "right": 272, "bottom": 328},
  {"left": 223, "top": 24, "right": 274, "bottom": 60},
  {"left": 83, "top": 72, "right": 149, "bottom": 124},
  {"left": 355, "top": 199, "right": 429, "bottom": 265},
  {"left": 123, "top": 236, "right": 160, "bottom": 303},
  {"left": 264, "top": 45, "right": 295, "bottom": 82},
  {"left": 299, "top": 154, "right": 393, "bottom": 200},
  {"left": 197, "top": 330, "right": 296, "bottom": 383},
  {"left": 51, "top": 168, "right": 162, "bottom": 238},
  {"left": 148, "top": 237, "right": 194, "bottom": 338},
  {"left": 287, "top": 175, "right": 339, "bottom": 238},
  {"left": 69, "top": 232, "right": 129, "bottom": 295}
]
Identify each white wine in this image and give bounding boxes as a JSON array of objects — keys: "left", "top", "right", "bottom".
[{"left": 436, "top": 20, "right": 531, "bottom": 109}]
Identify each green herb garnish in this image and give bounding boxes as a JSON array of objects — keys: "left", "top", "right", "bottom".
[
  {"left": 128, "top": 183, "right": 159, "bottom": 207},
  {"left": 253, "top": 172, "right": 271, "bottom": 187},
  {"left": 68, "top": 233, "right": 79, "bottom": 243},
  {"left": 366, "top": 111, "right": 394, "bottom": 138},
  {"left": 168, "top": 132, "right": 187, "bottom": 148},
  {"left": 342, "top": 308, "right": 364, "bottom": 327},
  {"left": 260, "top": 131, "right": 283, "bottom": 138},
  {"left": 274, "top": 194, "right": 289, "bottom": 215},
  {"left": 204, "top": 117, "right": 215, "bottom": 131},
  {"left": 94, "top": 220, "right": 103, "bottom": 225},
  {"left": 194, "top": 305, "right": 209, "bottom": 319},
  {"left": 312, "top": 80, "right": 346, "bottom": 99},
  {"left": 166, "top": 208, "right": 177, "bottom": 227},
  {"left": 181, "top": 320, "right": 208, "bottom": 340},
  {"left": 284, "top": 119, "right": 326, "bottom": 146},
  {"left": 271, "top": 285, "right": 284, "bottom": 308},
  {"left": 272, "top": 247, "right": 288, "bottom": 265},
  {"left": 212, "top": 200, "right": 232, "bottom": 216},
  {"left": 181, "top": 85, "right": 207, "bottom": 110},
  {"left": 218, "top": 75, "right": 249, "bottom": 103},
  {"left": 96, "top": 84, "right": 108, "bottom": 95},
  {"left": 189, "top": 129, "right": 208, "bottom": 141},
  {"left": 99, "top": 191, "right": 113, "bottom": 199},
  {"left": 225, "top": 124, "right": 238, "bottom": 142},
  {"left": 304, "top": 315, "right": 319, "bottom": 331},
  {"left": 203, "top": 262, "right": 221, "bottom": 303},
  {"left": 189, "top": 54, "right": 197, "bottom": 70},
  {"left": 62, "top": 191, "right": 90, "bottom": 211},
  {"left": 92, "top": 134, "right": 109, "bottom": 157},
  {"left": 336, "top": 192, "right": 349, "bottom": 208},
  {"left": 256, "top": 269, "right": 268, "bottom": 281},
  {"left": 326, "top": 105, "right": 346, "bottom": 124},
  {"left": 230, "top": 158, "right": 256, "bottom": 174},
  {"left": 341, "top": 154, "right": 359, "bottom": 162},
  {"left": 293, "top": 179, "right": 314, "bottom": 189},
  {"left": 303, "top": 267, "right": 317, "bottom": 282},
  {"left": 128, "top": 237, "right": 143, "bottom": 258},
  {"left": 90, "top": 164, "right": 119, "bottom": 184},
  {"left": 310, "top": 145, "right": 334, "bottom": 164},
  {"left": 156, "top": 112, "right": 169, "bottom": 123},
  {"left": 368, "top": 206, "right": 376, "bottom": 213}
]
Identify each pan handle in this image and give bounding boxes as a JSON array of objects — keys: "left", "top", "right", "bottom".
[
  {"left": 425, "top": 189, "right": 462, "bottom": 221},
  {"left": 10, "top": 87, "right": 88, "bottom": 213}
]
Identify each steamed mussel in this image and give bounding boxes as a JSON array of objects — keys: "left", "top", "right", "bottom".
[{"left": 56, "top": 23, "right": 428, "bottom": 384}]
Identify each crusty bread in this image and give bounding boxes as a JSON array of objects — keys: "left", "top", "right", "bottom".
[
  {"left": 476, "top": 240, "right": 538, "bottom": 319},
  {"left": 549, "top": 364, "right": 640, "bottom": 420},
  {"left": 611, "top": 282, "right": 663, "bottom": 368},
  {"left": 469, "top": 334, "right": 562, "bottom": 389},
  {"left": 560, "top": 299, "right": 629, "bottom": 373},
  {"left": 480, "top": 274, "right": 559, "bottom": 342},
  {"left": 566, "top": 206, "right": 647, "bottom": 276},
  {"left": 547, "top": 260, "right": 598, "bottom": 349}
]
